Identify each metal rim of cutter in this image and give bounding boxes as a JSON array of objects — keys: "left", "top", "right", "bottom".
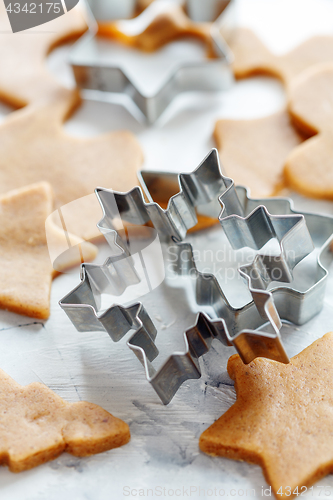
[
  {"left": 69, "top": 0, "right": 234, "bottom": 123},
  {"left": 138, "top": 149, "right": 333, "bottom": 327}
]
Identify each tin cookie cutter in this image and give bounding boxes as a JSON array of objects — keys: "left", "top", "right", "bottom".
[
  {"left": 70, "top": 0, "right": 234, "bottom": 123},
  {"left": 139, "top": 150, "right": 333, "bottom": 326},
  {"left": 85, "top": 0, "right": 233, "bottom": 23},
  {"left": 60, "top": 150, "right": 333, "bottom": 404}
]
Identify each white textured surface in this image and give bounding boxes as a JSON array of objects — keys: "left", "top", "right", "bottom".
[{"left": 1, "top": 0, "right": 333, "bottom": 498}]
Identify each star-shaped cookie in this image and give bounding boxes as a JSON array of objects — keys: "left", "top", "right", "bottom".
[
  {"left": 214, "top": 110, "right": 304, "bottom": 197},
  {"left": 213, "top": 28, "right": 333, "bottom": 197},
  {"left": 0, "top": 182, "right": 97, "bottom": 319},
  {"left": 0, "top": 367, "right": 130, "bottom": 472},
  {"left": 0, "top": 0, "right": 86, "bottom": 109},
  {"left": 230, "top": 28, "right": 333, "bottom": 87},
  {"left": 200, "top": 332, "right": 333, "bottom": 499},
  {"left": 284, "top": 64, "right": 333, "bottom": 199},
  {"left": 0, "top": 94, "right": 143, "bottom": 242}
]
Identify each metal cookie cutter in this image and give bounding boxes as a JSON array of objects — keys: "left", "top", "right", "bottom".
[
  {"left": 139, "top": 150, "right": 333, "bottom": 325},
  {"left": 86, "top": 0, "right": 233, "bottom": 23},
  {"left": 70, "top": 0, "right": 234, "bottom": 123},
  {"left": 96, "top": 148, "right": 314, "bottom": 337},
  {"left": 59, "top": 150, "right": 330, "bottom": 404}
]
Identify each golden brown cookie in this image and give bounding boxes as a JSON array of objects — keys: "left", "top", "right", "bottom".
[
  {"left": 0, "top": 95, "right": 143, "bottom": 242},
  {"left": 215, "top": 110, "right": 305, "bottom": 197},
  {"left": 136, "top": 0, "right": 155, "bottom": 15},
  {"left": 214, "top": 28, "right": 327, "bottom": 197},
  {"left": 98, "top": 3, "right": 214, "bottom": 56},
  {"left": 157, "top": 201, "right": 218, "bottom": 232},
  {"left": 141, "top": 174, "right": 219, "bottom": 231},
  {"left": 200, "top": 332, "right": 333, "bottom": 499},
  {"left": 0, "top": 1, "right": 86, "bottom": 109},
  {"left": 0, "top": 182, "right": 97, "bottom": 319},
  {"left": 230, "top": 28, "right": 333, "bottom": 87},
  {"left": 284, "top": 63, "right": 333, "bottom": 199},
  {"left": 0, "top": 367, "right": 130, "bottom": 472}
]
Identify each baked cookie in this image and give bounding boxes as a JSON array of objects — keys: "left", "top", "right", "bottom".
[
  {"left": 230, "top": 28, "right": 333, "bottom": 87},
  {"left": 98, "top": 3, "right": 214, "bottom": 56},
  {"left": 214, "top": 110, "right": 304, "bottom": 197},
  {"left": 0, "top": 1, "right": 86, "bottom": 109},
  {"left": 0, "top": 182, "right": 97, "bottom": 319},
  {"left": 213, "top": 28, "right": 333, "bottom": 197},
  {"left": 200, "top": 332, "right": 333, "bottom": 499},
  {"left": 0, "top": 367, "right": 130, "bottom": 472},
  {"left": 136, "top": 0, "right": 155, "bottom": 15},
  {"left": 0, "top": 94, "right": 143, "bottom": 242},
  {"left": 284, "top": 63, "right": 333, "bottom": 199}
]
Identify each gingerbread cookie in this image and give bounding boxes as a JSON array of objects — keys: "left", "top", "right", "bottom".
[
  {"left": 0, "top": 94, "right": 143, "bottom": 242},
  {"left": 230, "top": 28, "right": 333, "bottom": 87},
  {"left": 0, "top": 182, "right": 97, "bottom": 319},
  {"left": 284, "top": 63, "right": 333, "bottom": 199},
  {"left": 141, "top": 173, "right": 219, "bottom": 232},
  {"left": 200, "top": 332, "right": 333, "bottom": 499},
  {"left": 0, "top": 367, "right": 130, "bottom": 472},
  {"left": 136, "top": 0, "right": 154, "bottom": 15},
  {"left": 98, "top": 3, "right": 214, "bottom": 56},
  {"left": 215, "top": 110, "right": 304, "bottom": 197},
  {"left": 156, "top": 201, "right": 218, "bottom": 232},
  {"left": 214, "top": 27, "right": 330, "bottom": 197},
  {"left": 0, "top": 1, "right": 86, "bottom": 110}
]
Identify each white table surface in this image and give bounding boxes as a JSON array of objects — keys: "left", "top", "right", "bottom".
[{"left": 1, "top": 0, "right": 333, "bottom": 498}]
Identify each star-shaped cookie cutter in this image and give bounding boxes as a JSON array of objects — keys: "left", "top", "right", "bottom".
[
  {"left": 139, "top": 150, "right": 333, "bottom": 325},
  {"left": 86, "top": 0, "right": 233, "bottom": 23},
  {"left": 59, "top": 150, "right": 333, "bottom": 404},
  {"left": 69, "top": 0, "right": 234, "bottom": 123}
]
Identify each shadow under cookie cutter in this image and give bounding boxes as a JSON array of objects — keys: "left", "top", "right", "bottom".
[
  {"left": 59, "top": 150, "right": 330, "bottom": 404},
  {"left": 70, "top": 0, "right": 234, "bottom": 123}
]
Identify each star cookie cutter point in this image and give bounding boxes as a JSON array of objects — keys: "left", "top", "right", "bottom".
[
  {"left": 69, "top": 0, "right": 234, "bottom": 123},
  {"left": 58, "top": 149, "right": 333, "bottom": 404},
  {"left": 139, "top": 147, "right": 314, "bottom": 317},
  {"left": 233, "top": 185, "right": 333, "bottom": 326}
]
